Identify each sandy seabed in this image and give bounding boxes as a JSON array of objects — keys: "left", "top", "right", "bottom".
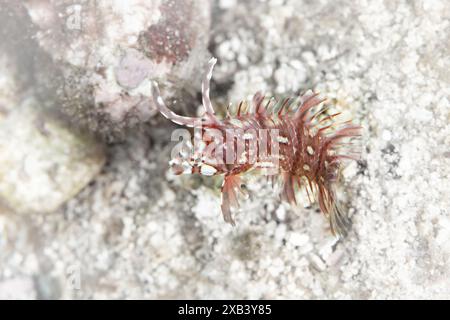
[{"left": 0, "top": 0, "right": 449, "bottom": 299}]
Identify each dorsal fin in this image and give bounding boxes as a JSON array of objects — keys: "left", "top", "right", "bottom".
[
  {"left": 295, "top": 92, "right": 325, "bottom": 121},
  {"left": 253, "top": 91, "right": 266, "bottom": 115},
  {"left": 278, "top": 98, "right": 291, "bottom": 117}
]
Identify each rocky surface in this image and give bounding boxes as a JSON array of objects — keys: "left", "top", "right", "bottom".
[
  {"left": 0, "top": 0, "right": 449, "bottom": 299},
  {"left": 24, "top": 0, "right": 211, "bottom": 139},
  {"left": 0, "top": 98, "right": 105, "bottom": 214}
]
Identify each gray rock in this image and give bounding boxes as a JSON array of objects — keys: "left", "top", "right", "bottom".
[
  {"left": 24, "top": 0, "right": 211, "bottom": 139},
  {"left": 0, "top": 98, "right": 105, "bottom": 213}
]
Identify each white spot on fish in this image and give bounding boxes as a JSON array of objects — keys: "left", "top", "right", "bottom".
[
  {"left": 256, "top": 161, "right": 276, "bottom": 168},
  {"left": 307, "top": 146, "right": 314, "bottom": 155},
  {"left": 277, "top": 136, "right": 289, "bottom": 144},
  {"left": 200, "top": 164, "right": 217, "bottom": 176},
  {"left": 238, "top": 151, "right": 247, "bottom": 164}
]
